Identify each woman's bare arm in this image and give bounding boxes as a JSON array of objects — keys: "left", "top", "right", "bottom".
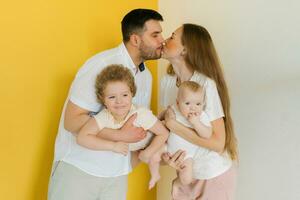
[
  {"left": 164, "top": 107, "right": 225, "bottom": 152},
  {"left": 165, "top": 118, "right": 225, "bottom": 152}
]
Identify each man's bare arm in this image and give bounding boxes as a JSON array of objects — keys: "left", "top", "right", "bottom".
[
  {"left": 64, "top": 100, "right": 90, "bottom": 134},
  {"left": 64, "top": 100, "right": 146, "bottom": 142}
]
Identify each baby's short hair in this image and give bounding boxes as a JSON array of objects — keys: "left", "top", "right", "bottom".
[
  {"left": 177, "top": 81, "right": 205, "bottom": 102},
  {"left": 179, "top": 81, "right": 203, "bottom": 93},
  {"left": 95, "top": 64, "right": 136, "bottom": 104}
]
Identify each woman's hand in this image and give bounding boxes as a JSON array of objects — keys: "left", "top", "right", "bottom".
[
  {"left": 157, "top": 110, "right": 166, "bottom": 120},
  {"left": 162, "top": 150, "right": 186, "bottom": 171},
  {"left": 165, "top": 106, "right": 176, "bottom": 122}
]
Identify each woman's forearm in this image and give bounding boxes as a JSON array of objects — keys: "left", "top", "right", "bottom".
[
  {"left": 166, "top": 119, "right": 225, "bottom": 152},
  {"left": 193, "top": 122, "right": 212, "bottom": 139}
]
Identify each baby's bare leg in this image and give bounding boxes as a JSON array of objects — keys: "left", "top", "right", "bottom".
[
  {"left": 178, "top": 158, "right": 194, "bottom": 185},
  {"left": 131, "top": 151, "right": 141, "bottom": 168}
]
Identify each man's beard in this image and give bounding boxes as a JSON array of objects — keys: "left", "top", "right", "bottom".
[{"left": 139, "top": 41, "right": 162, "bottom": 60}]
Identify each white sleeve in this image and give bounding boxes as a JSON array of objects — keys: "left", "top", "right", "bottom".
[
  {"left": 134, "top": 107, "right": 158, "bottom": 130},
  {"left": 69, "top": 59, "right": 105, "bottom": 112},
  {"left": 204, "top": 79, "right": 224, "bottom": 121}
]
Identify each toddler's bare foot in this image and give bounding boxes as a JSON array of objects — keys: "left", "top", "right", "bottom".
[{"left": 148, "top": 175, "right": 161, "bottom": 190}]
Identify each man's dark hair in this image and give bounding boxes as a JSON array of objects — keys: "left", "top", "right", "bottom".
[{"left": 121, "top": 8, "right": 163, "bottom": 42}]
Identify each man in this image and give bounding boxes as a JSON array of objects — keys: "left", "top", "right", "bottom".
[{"left": 48, "top": 9, "right": 164, "bottom": 200}]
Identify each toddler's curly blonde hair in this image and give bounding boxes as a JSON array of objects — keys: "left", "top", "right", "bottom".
[{"left": 95, "top": 64, "right": 136, "bottom": 104}]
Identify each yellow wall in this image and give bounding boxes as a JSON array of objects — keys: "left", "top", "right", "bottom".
[{"left": 0, "top": 1, "right": 158, "bottom": 199}]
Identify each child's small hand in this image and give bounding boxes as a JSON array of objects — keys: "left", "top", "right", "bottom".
[
  {"left": 113, "top": 142, "right": 129, "bottom": 156},
  {"left": 187, "top": 112, "right": 201, "bottom": 125},
  {"left": 138, "top": 150, "right": 152, "bottom": 163}
]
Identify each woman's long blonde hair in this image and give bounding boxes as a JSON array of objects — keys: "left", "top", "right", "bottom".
[{"left": 167, "top": 24, "right": 238, "bottom": 160}]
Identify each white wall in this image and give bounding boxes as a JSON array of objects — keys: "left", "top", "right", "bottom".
[{"left": 158, "top": 0, "right": 300, "bottom": 199}]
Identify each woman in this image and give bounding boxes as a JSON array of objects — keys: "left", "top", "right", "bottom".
[{"left": 160, "top": 23, "right": 238, "bottom": 199}]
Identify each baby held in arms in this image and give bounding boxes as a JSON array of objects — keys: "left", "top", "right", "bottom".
[
  {"left": 76, "top": 64, "right": 169, "bottom": 190},
  {"left": 165, "top": 81, "right": 212, "bottom": 185}
]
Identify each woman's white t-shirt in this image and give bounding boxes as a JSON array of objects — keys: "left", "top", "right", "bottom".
[{"left": 160, "top": 71, "right": 232, "bottom": 179}]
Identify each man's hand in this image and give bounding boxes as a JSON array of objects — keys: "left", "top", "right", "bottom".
[{"left": 120, "top": 113, "right": 146, "bottom": 143}]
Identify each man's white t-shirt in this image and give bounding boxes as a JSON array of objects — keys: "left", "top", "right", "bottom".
[
  {"left": 53, "top": 43, "right": 152, "bottom": 177},
  {"left": 160, "top": 71, "right": 232, "bottom": 179}
]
